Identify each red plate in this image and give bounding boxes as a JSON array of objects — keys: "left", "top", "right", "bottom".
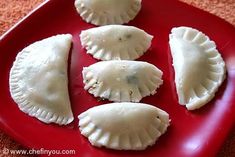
[{"left": 0, "top": 0, "right": 235, "bottom": 156}]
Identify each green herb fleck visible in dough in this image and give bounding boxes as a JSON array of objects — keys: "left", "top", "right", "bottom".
[
  {"left": 125, "top": 34, "right": 132, "bottom": 39},
  {"left": 126, "top": 75, "right": 138, "bottom": 84},
  {"left": 118, "top": 34, "right": 132, "bottom": 42}
]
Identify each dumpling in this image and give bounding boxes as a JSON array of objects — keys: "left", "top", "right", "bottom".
[
  {"left": 80, "top": 25, "right": 153, "bottom": 61},
  {"left": 82, "top": 60, "right": 163, "bottom": 102},
  {"left": 169, "top": 26, "right": 226, "bottom": 110},
  {"left": 74, "top": 0, "right": 141, "bottom": 26},
  {"left": 9, "top": 34, "right": 74, "bottom": 125},
  {"left": 78, "top": 102, "right": 170, "bottom": 150}
]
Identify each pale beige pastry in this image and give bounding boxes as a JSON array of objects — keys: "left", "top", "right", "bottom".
[
  {"left": 78, "top": 102, "right": 170, "bottom": 150},
  {"left": 80, "top": 25, "right": 153, "bottom": 61},
  {"left": 9, "top": 34, "right": 74, "bottom": 125},
  {"left": 82, "top": 60, "right": 163, "bottom": 102},
  {"left": 169, "top": 26, "right": 226, "bottom": 110},
  {"left": 74, "top": 0, "right": 141, "bottom": 25}
]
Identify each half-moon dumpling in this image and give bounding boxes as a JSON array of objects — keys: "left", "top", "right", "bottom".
[
  {"left": 9, "top": 34, "right": 74, "bottom": 125},
  {"left": 74, "top": 0, "right": 141, "bottom": 26},
  {"left": 78, "top": 102, "right": 170, "bottom": 150},
  {"left": 169, "top": 26, "right": 226, "bottom": 110},
  {"left": 82, "top": 60, "right": 163, "bottom": 102},
  {"left": 80, "top": 25, "right": 153, "bottom": 61}
]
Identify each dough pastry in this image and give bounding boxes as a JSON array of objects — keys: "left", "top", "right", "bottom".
[
  {"left": 78, "top": 102, "right": 170, "bottom": 150},
  {"left": 74, "top": 0, "right": 141, "bottom": 25},
  {"left": 82, "top": 60, "right": 163, "bottom": 102},
  {"left": 9, "top": 34, "right": 74, "bottom": 125},
  {"left": 80, "top": 25, "right": 153, "bottom": 60},
  {"left": 169, "top": 26, "right": 226, "bottom": 110}
]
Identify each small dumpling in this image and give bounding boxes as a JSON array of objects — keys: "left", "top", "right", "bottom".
[
  {"left": 80, "top": 25, "right": 153, "bottom": 61},
  {"left": 78, "top": 102, "right": 170, "bottom": 150},
  {"left": 169, "top": 26, "right": 226, "bottom": 110},
  {"left": 74, "top": 0, "right": 141, "bottom": 26},
  {"left": 9, "top": 34, "right": 74, "bottom": 125},
  {"left": 82, "top": 60, "right": 163, "bottom": 102}
]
